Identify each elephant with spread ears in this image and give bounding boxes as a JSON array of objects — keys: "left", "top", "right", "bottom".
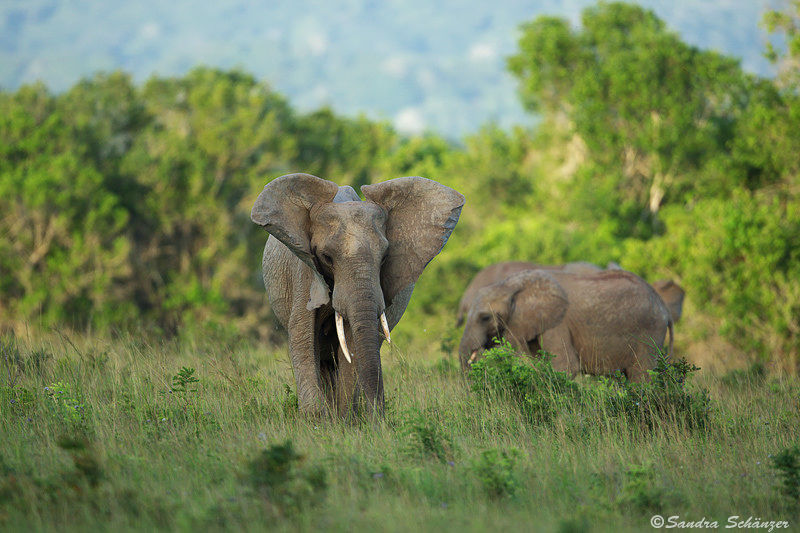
[
  {"left": 252, "top": 173, "right": 465, "bottom": 418},
  {"left": 458, "top": 269, "right": 673, "bottom": 382}
]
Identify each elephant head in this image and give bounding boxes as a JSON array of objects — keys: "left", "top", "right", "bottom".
[
  {"left": 252, "top": 173, "right": 464, "bottom": 414},
  {"left": 458, "top": 270, "right": 568, "bottom": 369}
]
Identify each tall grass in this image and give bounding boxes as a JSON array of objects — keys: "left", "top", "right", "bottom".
[{"left": 1, "top": 333, "right": 798, "bottom": 531}]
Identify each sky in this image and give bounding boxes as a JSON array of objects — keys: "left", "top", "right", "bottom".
[{"left": 1, "top": 0, "right": 778, "bottom": 137}]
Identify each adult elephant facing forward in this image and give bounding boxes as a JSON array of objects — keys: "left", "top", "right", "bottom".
[{"left": 252, "top": 173, "right": 464, "bottom": 418}]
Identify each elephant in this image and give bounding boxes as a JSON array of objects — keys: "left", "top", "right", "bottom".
[
  {"left": 251, "top": 173, "right": 464, "bottom": 417},
  {"left": 458, "top": 269, "right": 673, "bottom": 382},
  {"left": 456, "top": 261, "right": 684, "bottom": 326},
  {"left": 455, "top": 261, "right": 603, "bottom": 326}
]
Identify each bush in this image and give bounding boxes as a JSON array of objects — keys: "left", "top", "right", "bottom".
[
  {"left": 771, "top": 444, "right": 800, "bottom": 505},
  {"left": 600, "top": 350, "right": 711, "bottom": 431},
  {"left": 245, "top": 441, "right": 327, "bottom": 514},
  {"left": 468, "top": 341, "right": 580, "bottom": 424},
  {"left": 400, "top": 408, "right": 455, "bottom": 462},
  {"left": 471, "top": 447, "right": 522, "bottom": 499}
]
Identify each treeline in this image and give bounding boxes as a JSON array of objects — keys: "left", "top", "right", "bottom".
[{"left": 1, "top": 2, "right": 798, "bottom": 372}]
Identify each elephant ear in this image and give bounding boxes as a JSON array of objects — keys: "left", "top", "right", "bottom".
[
  {"left": 652, "top": 279, "right": 685, "bottom": 322},
  {"left": 504, "top": 270, "right": 569, "bottom": 345},
  {"left": 251, "top": 173, "right": 339, "bottom": 310},
  {"left": 361, "top": 177, "right": 465, "bottom": 305}
]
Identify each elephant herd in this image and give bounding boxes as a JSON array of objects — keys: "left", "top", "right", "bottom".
[{"left": 251, "top": 174, "right": 684, "bottom": 418}]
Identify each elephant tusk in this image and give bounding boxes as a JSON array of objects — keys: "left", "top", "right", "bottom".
[
  {"left": 335, "top": 311, "right": 352, "bottom": 364},
  {"left": 468, "top": 350, "right": 478, "bottom": 364},
  {"left": 380, "top": 312, "right": 391, "bottom": 344}
]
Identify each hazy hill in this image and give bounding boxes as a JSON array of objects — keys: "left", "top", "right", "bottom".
[
  {"left": 0, "top": 1, "right": 775, "bottom": 138},
  {"left": 0, "top": 0, "right": 768, "bottom": 136}
]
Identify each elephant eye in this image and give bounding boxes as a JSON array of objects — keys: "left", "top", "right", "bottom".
[
  {"left": 321, "top": 253, "right": 333, "bottom": 266},
  {"left": 479, "top": 313, "right": 492, "bottom": 323}
]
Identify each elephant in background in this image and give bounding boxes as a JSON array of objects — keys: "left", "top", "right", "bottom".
[
  {"left": 457, "top": 261, "right": 684, "bottom": 326},
  {"left": 455, "top": 261, "right": 602, "bottom": 326},
  {"left": 252, "top": 173, "right": 464, "bottom": 417},
  {"left": 458, "top": 269, "right": 673, "bottom": 382}
]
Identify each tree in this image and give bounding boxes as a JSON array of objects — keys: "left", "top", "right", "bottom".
[
  {"left": 764, "top": 0, "right": 800, "bottom": 90},
  {"left": 508, "top": 3, "right": 746, "bottom": 224},
  {"left": 0, "top": 82, "right": 133, "bottom": 329}
]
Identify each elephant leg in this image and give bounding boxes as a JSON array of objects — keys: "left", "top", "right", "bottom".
[
  {"left": 626, "top": 363, "right": 651, "bottom": 383},
  {"left": 540, "top": 324, "right": 580, "bottom": 376},
  {"left": 287, "top": 312, "right": 325, "bottom": 416}
]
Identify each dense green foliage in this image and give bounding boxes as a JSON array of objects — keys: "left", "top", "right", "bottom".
[
  {"left": 469, "top": 342, "right": 711, "bottom": 430},
  {"left": 1, "top": 334, "right": 798, "bottom": 530},
  {"left": 1, "top": 2, "right": 799, "bottom": 374}
]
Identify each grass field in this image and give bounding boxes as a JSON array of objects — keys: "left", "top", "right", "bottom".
[{"left": 1, "top": 333, "right": 799, "bottom": 532}]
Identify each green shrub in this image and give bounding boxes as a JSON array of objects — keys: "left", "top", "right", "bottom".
[
  {"left": 246, "top": 441, "right": 327, "bottom": 514},
  {"left": 44, "top": 380, "right": 90, "bottom": 431},
  {"left": 471, "top": 447, "right": 521, "bottom": 499},
  {"left": 468, "top": 341, "right": 580, "bottom": 424},
  {"left": 280, "top": 384, "right": 299, "bottom": 419},
  {"left": 771, "top": 444, "right": 800, "bottom": 505},
  {"left": 400, "top": 408, "right": 455, "bottom": 462},
  {"left": 600, "top": 350, "right": 711, "bottom": 430}
]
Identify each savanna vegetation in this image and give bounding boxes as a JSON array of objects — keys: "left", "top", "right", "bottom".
[
  {"left": 1, "top": 335, "right": 799, "bottom": 531},
  {"left": 2, "top": 1, "right": 800, "bottom": 530}
]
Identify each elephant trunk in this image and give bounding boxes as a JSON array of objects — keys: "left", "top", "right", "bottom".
[
  {"left": 348, "top": 302, "right": 385, "bottom": 415},
  {"left": 458, "top": 327, "right": 482, "bottom": 370},
  {"left": 332, "top": 273, "right": 386, "bottom": 416}
]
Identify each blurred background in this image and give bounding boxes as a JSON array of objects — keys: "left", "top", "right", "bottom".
[
  {"left": 1, "top": 0, "right": 776, "bottom": 137},
  {"left": 1, "top": 1, "right": 798, "bottom": 374}
]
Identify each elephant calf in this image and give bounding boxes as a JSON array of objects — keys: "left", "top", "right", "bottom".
[{"left": 458, "top": 269, "right": 673, "bottom": 382}]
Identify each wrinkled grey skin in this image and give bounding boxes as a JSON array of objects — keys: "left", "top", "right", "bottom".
[
  {"left": 252, "top": 173, "right": 464, "bottom": 418},
  {"left": 607, "top": 262, "right": 684, "bottom": 322},
  {"left": 457, "top": 261, "right": 684, "bottom": 325},
  {"left": 458, "top": 270, "right": 673, "bottom": 382},
  {"left": 455, "top": 261, "right": 603, "bottom": 326}
]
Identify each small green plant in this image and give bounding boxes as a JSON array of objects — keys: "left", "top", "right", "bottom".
[
  {"left": 771, "top": 444, "right": 800, "bottom": 505},
  {"left": 400, "top": 408, "right": 454, "bottom": 462},
  {"left": 171, "top": 367, "right": 200, "bottom": 393},
  {"left": 468, "top": 341, "right": 579, "bottom": 423},
  {"left": 44, "top": 381, "right": 89, "bottom": 430},
  {"left": 246, "top": 441, "right": 327, "bottom": 514},
  {"left": 471, "top": 447, "right": 521, "bottom": 499},
  {"left": 281, "top": 384, "right": 299, "bottom": 418},
  {"left": 165, "top": 367, "right": 204, "bottom": 423}
]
